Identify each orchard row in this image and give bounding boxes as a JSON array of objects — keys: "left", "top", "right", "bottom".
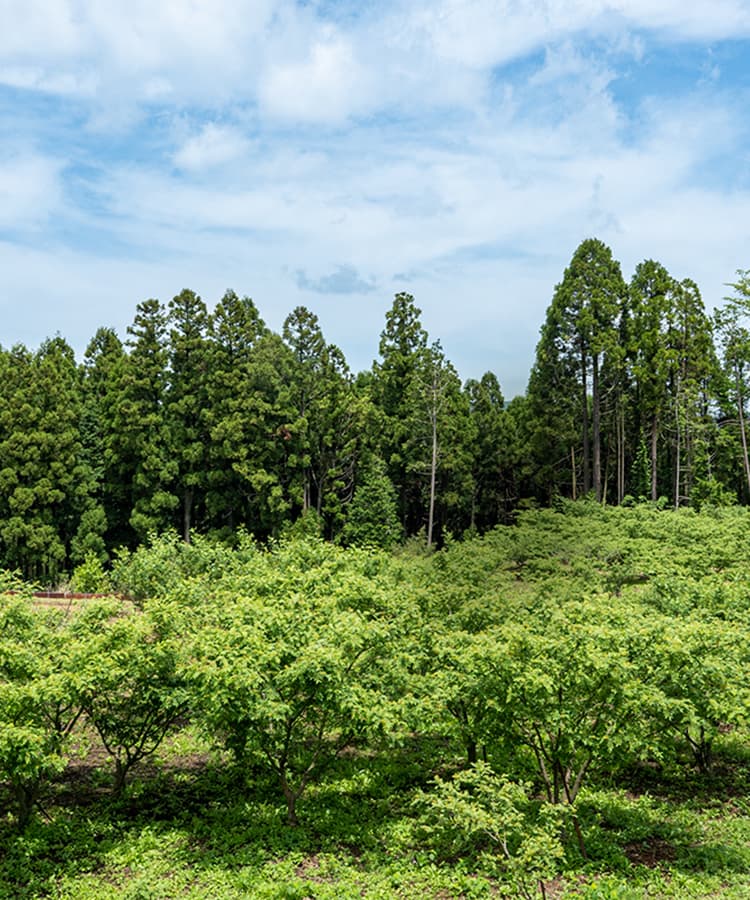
[{"left": 3, "top": 504, "right": 749, "bottom": 875}]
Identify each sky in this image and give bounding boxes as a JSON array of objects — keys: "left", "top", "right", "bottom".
[{"left": 1, "top": 1, "right": 750, "bottom": 397}]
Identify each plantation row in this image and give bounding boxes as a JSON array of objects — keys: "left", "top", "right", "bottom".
[{"left": 3, "top": 503, "right": 750, "bottom": 896}]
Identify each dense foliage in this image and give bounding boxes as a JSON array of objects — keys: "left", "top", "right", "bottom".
[
  {"left": 2, "top": 248, "right": 750, "bottom": 579},
  {"left": 3, "top": 507, "right": 750, "bottom": 897}
]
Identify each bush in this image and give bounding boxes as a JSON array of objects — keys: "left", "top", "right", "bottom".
[{"left": 70, "top": 552, "right": 112, "bottom": 594}]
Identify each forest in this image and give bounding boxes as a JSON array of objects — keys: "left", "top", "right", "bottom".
[{"left": 2, "top": 238, "right": 750, "bottom": 580}]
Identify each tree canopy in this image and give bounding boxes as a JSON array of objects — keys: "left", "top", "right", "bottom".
[{"left": 0, "top": 240, "right": 748, "bottom": 572}]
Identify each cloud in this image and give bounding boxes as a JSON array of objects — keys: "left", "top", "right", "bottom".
[
  {"left": 0, "top": 153, "right": 64, "bottom": 228},
  {"left": 0, "top": 65, "right": 98, "bottom": 95},
  {"left": 79, "top": 70, "right": 745, "bottom": 298},
  {"left": 1, "top": 0, "right": 750, "bottom": 122},
  {"left": 0, "top": 1, "right": 84, "bottom": 57},
  {"left": 528, "top": 41, "right": 612, "bottom": 88},
  {"left": 0, "top": 0, "right": 279, "bottom": 105},
  {"left": 259, "top": 30, "right": 372, "bottom": 122},
  {"left": 608, "top": 0, "right": 750, "bottom": 39},
  {"left": 173, "top": 124, "right": 251, "bottom": 171},
  {"left": 295, "top": 265, "right": 378, "bottom": 295},
  {"left": 2, "top": 1, "right": 750, "bottom": 397},
  {"left": 401, "top": 0, "right": 750, "bottom": 89}
]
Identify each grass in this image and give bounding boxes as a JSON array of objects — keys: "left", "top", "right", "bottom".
[{"left": 2, "top": 725, "right": 750, "bottom": 899}]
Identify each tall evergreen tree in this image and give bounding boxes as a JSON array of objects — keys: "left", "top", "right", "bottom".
[
  {"left": 225, "top": 331, "right": 298, "bottom": 537},
  {"left": 110, "top": 299, "right": 177, "bottom": 541},
  {"left": 714, "top": 271, "right": 750, "bottom": 501},
  {"left": 465, "top": 372, "right": 516, "bottom": 528},
  {"left": 167, "top": 289, "right": 211, "bottom": 542},
  {"left": 371, "top": 293, "right": 429, "bottom": 533},
  {"left": 628, "top": 261, "right": 675, "bottom": 500},
  {"left": 526, "top": 313, "right": 581, "bottom": 501},
  {"left": 282, "top": 307, "right": 361, "bottom": 537},
  {"left": 665, "top": 279, "right": 718, "bottom": 506},
  {"left": 0, "top": 338, "right": 95, "bottom": 579},
  {"left": 527, "top": 239, "right": 626, "bottom": 501},
  {"left": 282, "top": 306, "right": 329, "bottom": 517},
  {"left": 340, "top": 456, "right": 401, "bottom": 550},
  {"left": 80, "top": 327, "right": 128, "bottom": 552},
  {"left": 204, "top": 290, "right": 269, "bottom": 534}
]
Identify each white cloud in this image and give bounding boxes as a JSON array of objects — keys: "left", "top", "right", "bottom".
[
  {"left": 2, "top": 1, "right": 750, "bottom": 394},
  {"left": 0, "top": 65, "right": 98, "bottom": 95},
  {"left": 408, "top": 0, "right": 750, "bottom": 72},
  {"left": 1, "top": 0, "right": 749, "bottom": 119},
  {"left": 79, "top": 73, "right": 744, "bottom": 289},
  {"left": 259, "top": 31, "right": 372, "bottom": 122},
  {"left": 142, "top": 77, "right": 174, "bottom": 100},
  {"left": 608, "top": 0, "right": 750, "bottom": 39},
  {"left": 529, "top": 42, "right": 612, "bottom": 87},
  {"left": 173, "top": 124, "right": 251, "bottom": 171},
  {"left": 0, "top": 154, "right": 63, "bottom": 228},
  {"left": 409, "top": 0, "right": 608, "bottom": 69},
  {"left": 0, "top": 1, "right": 83, "bottom": 57},
  {"left": 0, "top": 0, "right": 279, "bottom": 104}
]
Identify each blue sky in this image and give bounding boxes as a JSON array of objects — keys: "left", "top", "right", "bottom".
[{"left": 1, "top": 0, "right": 750, "bottom": 396}]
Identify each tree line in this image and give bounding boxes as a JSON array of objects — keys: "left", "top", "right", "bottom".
[{"left": 2, "top": 239, "right": 750, "bottom": 579}]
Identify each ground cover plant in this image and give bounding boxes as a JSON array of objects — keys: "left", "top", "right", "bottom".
[{"left": 2, "top": 504, "right": 750, "bottom": 897}]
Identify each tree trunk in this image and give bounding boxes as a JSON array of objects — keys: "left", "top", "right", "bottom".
[
  {"left": 13, "top": 780, "right": 37, "bottom": 831},
  {"left": 571, "top": 813, "right": 588, "bottom": 860},
  {"left": 735, "top": 365, "right": 750, "bottom": 499},
  {"left": 303, "top": 474, "right": 311, "bottom": 514},
  {"left": 617, "top": 403, "right": 625, "bottom": 505},
  {"left": 281, "top": 771, "right": 299, "bottom": 826},
  {"left": 581, "top": 351, "right": 590, "bottom": 495},
  {"left": 682, "top": 416, "right": 695, "bottom": 506},
  {"left": 183, "top": 486, "right": 193, "bottom": 544},
  {"left": 686, "top": 725, "right": 713, "bottom": 774},
  {"left": 592, "top": 353, "right": 601, "bottom": 502},
  {"left": 674, "top": 389, "right": 681, "bottom": 509},
  {"left": 427, "top": 407, "right": 438, "bottom": 549},
  {"left": 558, "top": 762, "right": 588, "bottom": 860},
  {"left": 650, "top": 415, "right": 658, "bottom": 501},
  {"left": 113, "top": 757, "right": 128, "bottom": 795}
]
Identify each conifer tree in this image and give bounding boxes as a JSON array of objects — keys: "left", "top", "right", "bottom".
[
  {"left": 204, "top": 290, "right": 268, "bottom": 534},
  {"left": 465, "top": 372, "right": 515, "bottom": 528},
  {"left": 665, "top": 279, "right": 718, "bottom": 506},
  {"left": 110, "top": 299, "right": 177, "bottom": 541},
  {"left": 80, "top": 327, "right": 128, "bottom": 552},
  {"left": 714, "top": 271, "right": 750, "bottom": 501},
  {"left": 628, "top": 260, "right": 675, "bottom": 500},
  {"left": 282, "top": 307, "right": 362, "bottom": 537},
  {"left": 371, "top": 293, "right": 429, "bottom": 533},
  {"left": 0, "top": 338, "right": 95, "bottom": 579},
  {"left": 167, "top": 289, "right": 211, "bottom": 542},
  {"left": 228, "top": 331, "right": 298, "bottom": 537},
  {"left": 527, "top": 239, "right": 626, "bottom": 501},
  {"left": 341, "top": 457, "right": 401, "bottom": 549}
]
